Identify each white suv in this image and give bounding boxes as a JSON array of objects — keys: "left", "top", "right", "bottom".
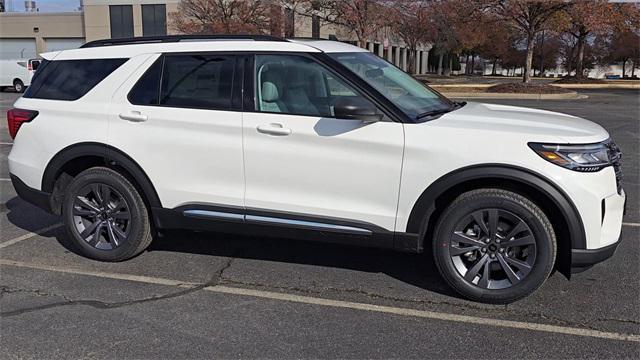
[{"left": 7, "top": 35, "right": 625, "bottom": 303}]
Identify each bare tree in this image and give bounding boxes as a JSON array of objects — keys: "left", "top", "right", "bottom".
[
  {"left": 388, "top": 0, "right": 431, "bottom": 74},
  {"left": 315, "top": 0, "right": 385, "bottom": 48},
  {"left": 490, "top": 0, "right": 568, "bottom": 83},
  {"left": 170, "top": 0, "right": 273, "bottom": 35}
]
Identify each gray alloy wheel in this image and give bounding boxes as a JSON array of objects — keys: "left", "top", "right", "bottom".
[
  {"left": 449, "top": 208, "right": 536, "bottom": 290},
  {"left": 72, "top": 183, "right": 131, "bottom": 250},
  {"left": 433, "top": 189, "right": 556, "bottom": 303},
  {"left": 63, "top": 167, "right": 152, "bottom": 261}
]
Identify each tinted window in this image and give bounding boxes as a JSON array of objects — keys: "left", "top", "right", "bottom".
[
  {"left": 24, "top": 59, "right": 127, "bottom": 101},
  {"left": 255, "top": 54, "right": 374, "bottom": 118},
  {"left": 160, "top": 55, "right": 235, "bottom": 110},
  {"left": 142, "top": 4, "right": 167, "bottom": 36},
  {"left": 110, "top": 5, "right": 134, "bottom": 38},
  {"left": 129, "top": 57, "right": 163, "bottom": 106}
]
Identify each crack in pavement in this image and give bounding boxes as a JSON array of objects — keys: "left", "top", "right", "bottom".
[
  {"left": 0, "top": 257, "right": 236, "bottom": 318},
  {"left": 593, "top": 318, "right": 640, "bottom": 326},
  {"left": 0, "top": 285, "right": 72, "bottom": 301}
]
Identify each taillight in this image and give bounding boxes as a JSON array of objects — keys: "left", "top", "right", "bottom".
[{"left": 7, "top": 108, "right": 38, "bottom": 139}]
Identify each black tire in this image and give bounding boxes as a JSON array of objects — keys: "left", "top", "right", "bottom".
[
  {"left": 13, "top": 79, "right": 24, "bottom": 93},
  {"left": 62, "top": 167, "right": 152, "bottom": 261},
  {"left": 433, "top": 189, "right": 556, "bottom": 304}
]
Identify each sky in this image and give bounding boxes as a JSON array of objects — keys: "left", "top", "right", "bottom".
[{"left": 4, "top": 0, "right": 81, "bottom": 12}]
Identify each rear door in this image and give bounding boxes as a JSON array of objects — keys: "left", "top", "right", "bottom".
[
  {"left": 242, "top": 53, "right": 404, "bottom": 232},
  {"left": 108, "top": 53, "right": 245, "bottom": 209}
]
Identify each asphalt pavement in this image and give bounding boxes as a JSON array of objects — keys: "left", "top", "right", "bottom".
[{"left": 1, "top": 89, "right": 638, "bottom": 359}]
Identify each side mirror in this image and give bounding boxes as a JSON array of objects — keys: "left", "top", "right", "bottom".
[{"left": 334, "top": 97, "right": 383, "bottom": 122}]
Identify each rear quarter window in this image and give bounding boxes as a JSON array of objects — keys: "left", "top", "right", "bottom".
[{"left": 24, "top": 58, "right": 127, "bottom": 101}]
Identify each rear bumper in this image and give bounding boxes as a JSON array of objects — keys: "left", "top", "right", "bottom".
[{"left": 10, "top": 173, "right": 52, "bottom": 212}]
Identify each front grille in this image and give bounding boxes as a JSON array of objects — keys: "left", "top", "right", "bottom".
[{"left": 607, "top": 141, "right": 623, "bottom": 194}]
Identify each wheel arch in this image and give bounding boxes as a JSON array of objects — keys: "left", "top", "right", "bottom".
[
  {"left": 407, "top": 164, "right": 586, "bottom": 278},
  {"left": 42, "top": 142, "right": 162, "bottom": 215}
]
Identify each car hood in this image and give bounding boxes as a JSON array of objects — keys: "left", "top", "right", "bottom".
[{"left": 433, "top": 102, "right": 609, "bottom": 143}]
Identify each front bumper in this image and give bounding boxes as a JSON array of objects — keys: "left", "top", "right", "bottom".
[
  {"left": 10, "top": 173, "right": 52, "bottom": 212},
  {"left": 570, "top": 191, "right": 626, "bottom": 273},
  {"left": 571, "top": 240, "right": 620, "bottom": 273}
]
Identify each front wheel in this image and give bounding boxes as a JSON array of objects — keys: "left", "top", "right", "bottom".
[
  {"left": 433, "top": 189, "right": 556, "bottom": 303},
  {"left": 62, "top": 167, "right": 152, "bottom": 261}
]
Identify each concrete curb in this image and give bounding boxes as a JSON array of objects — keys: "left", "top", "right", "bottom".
[
  {"left": 550, "top": 83, "right": 640, "bottom": 89},
  {"left": 440, "top": 91, "right": 586, "bottom": 100}
]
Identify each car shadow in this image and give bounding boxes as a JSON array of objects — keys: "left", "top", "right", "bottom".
[
  {"left": 147, "top": 229, "right": 458, "bottom": 297},
  {"left": 3, "top": 197, "right": 61, "bottom": 233},
  {"left": 4, "top": 196, "right": 458, "bottom": 298}
]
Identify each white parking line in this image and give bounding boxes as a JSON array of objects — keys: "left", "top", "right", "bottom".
[
  {"left": 0, "top": 258, "right": 638, "bottom": 343},
  {"left": 0, "top": 259, "right": 196, "bottom": 287},
  {"left": 623, "top": 222, "right": 640, "bottom": 228},
  {"left": 0, "top": 178, "right": 11, "bottom": 182},
  {"left": 0, "top": 142, "right": 13, "bottom": 145},
  {"left": 0, "top": 223, "right": 63, "bottom": 249},
  {"left": 209, "top": 286, "right": 640, "bottom": 343}
]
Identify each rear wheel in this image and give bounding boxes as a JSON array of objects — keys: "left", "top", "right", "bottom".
[
  {"left": 62, "top": 167, "right": 152, "bottom": 261},
  {"left": 433, "top": 189, "right": 556, "bottom": 303},
  {"left": 13, "top": 79, "right": 24, "bottom": 93}
]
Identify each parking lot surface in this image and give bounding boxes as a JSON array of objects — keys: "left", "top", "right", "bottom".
[{"left": 1, "top": 89, "right": 639, "bottom": 358}]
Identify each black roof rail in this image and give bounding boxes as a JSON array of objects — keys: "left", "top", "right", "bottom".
[{"left": 81, "top": 34, "right": 286, "bottom": 48}]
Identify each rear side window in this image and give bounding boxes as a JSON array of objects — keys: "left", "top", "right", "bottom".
[
  {"left": 128, "top": 54, "right": 237, "bottom": 110},
  {"left": 24, "top": 58, "right": 127, "bottom": 101},
  {"left": 128, "top": 57, "right": 163, "bottom": 106},
  {"left": 162, "top": 55, "right": 235, "bottom": 109}
]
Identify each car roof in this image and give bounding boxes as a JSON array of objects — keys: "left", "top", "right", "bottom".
[{"left": 41, "top": 38, "right": 366, "bottom": 61}]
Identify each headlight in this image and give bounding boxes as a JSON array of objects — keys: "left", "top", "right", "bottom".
[{"left": 528, "top": 140, "right": 620, "bottom": 172}]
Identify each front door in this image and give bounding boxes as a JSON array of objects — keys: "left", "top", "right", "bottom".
[{"left": 242, "top": 54, "right": 404, "bottom": 231}]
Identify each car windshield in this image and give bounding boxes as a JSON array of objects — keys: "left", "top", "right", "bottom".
[{"left": 328, "top": 52, "right": 452, "bottom": 119}]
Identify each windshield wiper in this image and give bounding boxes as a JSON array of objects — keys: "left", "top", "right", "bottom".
[{"left": 415, "top": 101, "right": 467, "bottom": 120}]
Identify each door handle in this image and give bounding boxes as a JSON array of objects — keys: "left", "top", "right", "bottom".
[
  {"left": 257, "top": 123, "right": 291, "bottom": 136},
  {"left": 119, "top": 111, "right": 148, "bottom": 122}
]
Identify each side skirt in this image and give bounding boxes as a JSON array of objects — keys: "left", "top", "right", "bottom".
[{"left": 151, "top": 206, "right": 422, "bottom": 253}]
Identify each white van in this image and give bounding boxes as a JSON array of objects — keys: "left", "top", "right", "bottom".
[{"left": 0, "top": 58, "right": 41, "bottom": 92}]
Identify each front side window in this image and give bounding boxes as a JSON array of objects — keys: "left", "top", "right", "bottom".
[
  {"left": 24, "top": 59, "right": 127, "bottom": 101},
  {"left": 255, "top": 54, "right": 376, "bottom": 118},
  {"left": 160, "top": 55, "right": 236, "bottom": 110},
  {"left": 328, "top": 52, "right": 452, "bottom": 119}
]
